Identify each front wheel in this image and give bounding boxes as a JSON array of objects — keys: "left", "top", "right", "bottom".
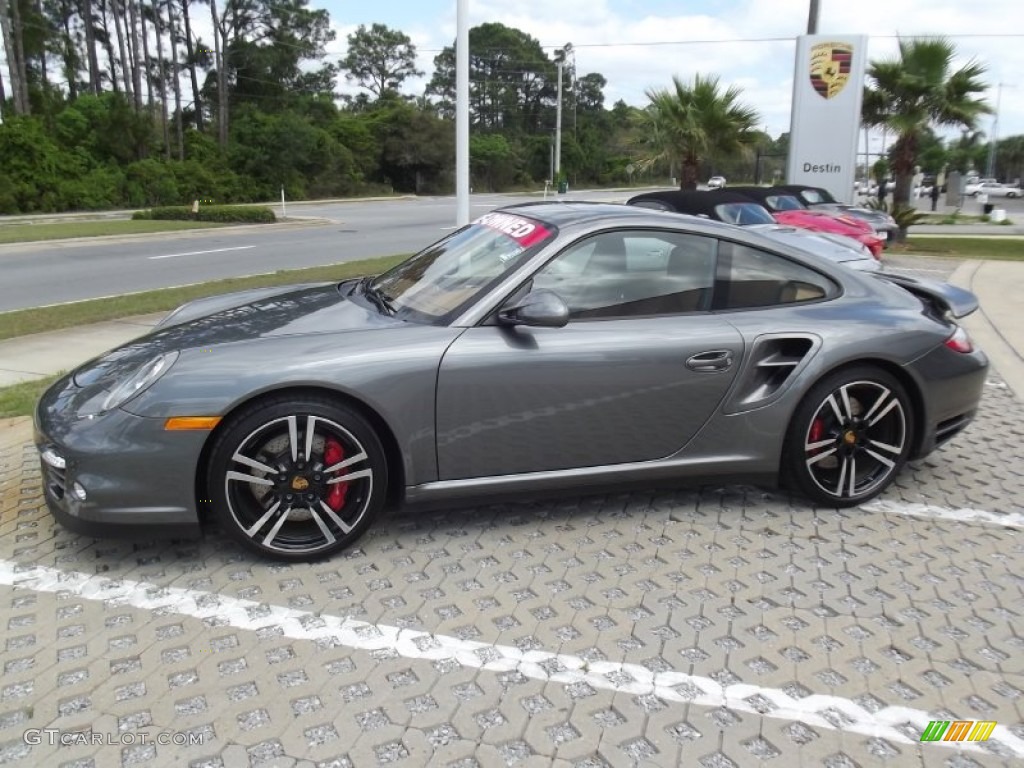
[
  {"left": 782, "top": 367, "right": 913, "bottom": 507},
  {"left": 206, "top": 396, "right": 388, "bottom": 560}
]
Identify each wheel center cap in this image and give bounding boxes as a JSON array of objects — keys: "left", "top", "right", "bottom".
[
  {"left": 842, "top": 430, "right": 858, "bottom": 446},
  {"left": 290, "top": 476, "right": 310, "bottom": 491}
]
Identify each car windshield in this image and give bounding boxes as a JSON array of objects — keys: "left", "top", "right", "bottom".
[
  {"left": 800, "top": 189, "right": 836, "bottom": 204},
  {"left": 715, "top": 203, "right": 776, "bottom": 226},
  {"left": 765, "top": 195, "right": 806, "bottom": 211},
  {"left": 369, "top": 211, "right": 556, "bottom": 324}
]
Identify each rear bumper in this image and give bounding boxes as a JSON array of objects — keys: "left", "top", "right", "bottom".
[{"left": 907, "top": 343, "right": 989, "bottom": 459}]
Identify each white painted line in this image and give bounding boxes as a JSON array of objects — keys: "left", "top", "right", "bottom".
[
  {"left": 0, "top": 559, "right": 1019, "bottom": 758},
  {"left": 148, "top": 245, "right": 256, "bottom": 261},
  {"left": 861, "top": 500, "right": 1024, "bottom": 530}
]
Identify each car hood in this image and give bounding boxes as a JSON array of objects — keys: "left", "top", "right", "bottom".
[
  {"left": 813, "top": 203, "right": 892, "bottom": 224},
  {"left": 72, "top": 281, "right": 397, "bottom": 389},
  {"left": 773, "top": 210, "right": 870, "bottom": 236}
]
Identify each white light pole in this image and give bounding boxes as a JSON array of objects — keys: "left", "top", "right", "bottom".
[
  {"left": 455, "top": 0, "right": 470, "bottom": 226},
  {"left": 985, "top": 82, "right": 1015, "bottom": 179},
  {"left": 554, "top": 43, "right": 572, "bottom": 186}
]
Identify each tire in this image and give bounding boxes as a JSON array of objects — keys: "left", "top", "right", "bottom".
[
  {"left": 782, "top": 366, "right": 913, "bottom": 507},
  {"left": 1007, "top": 191, "right": 1018, "bottom": 198},
  {"left": 206, "top": 395, "right": 388, "bottom": 561}
]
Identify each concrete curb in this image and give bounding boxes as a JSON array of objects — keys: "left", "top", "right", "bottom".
[{"left": 951, "top": 260, "right": 1024, "bottom": 402}]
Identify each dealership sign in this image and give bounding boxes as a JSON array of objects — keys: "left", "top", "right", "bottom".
[{"left": 787, "top": 35, "right": 867, "bottom": 204}]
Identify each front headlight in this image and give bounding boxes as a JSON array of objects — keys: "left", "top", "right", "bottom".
[{"left": 100, "top": 351, "right": 179, "bottom": 412}]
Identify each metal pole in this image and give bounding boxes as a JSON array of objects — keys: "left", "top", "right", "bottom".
[
  {"left": 281, "top": 185, "right": 286, "bottom": 219},
  {"left": 554, "top": 58, "right": 563, "bottom": 181},
  {"left": 807, "top": 0, "right": 820, "bottom": 34},
  {"left": 455, "top": 0, "right": 470, "bottom": 226},
  {"left": 986, "top": 83, "right": 1002, "bottom": 179}
]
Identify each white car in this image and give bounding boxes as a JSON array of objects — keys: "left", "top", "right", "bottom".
[
  {"left": 707, "top": 176, "right": 727, "bottom": 189},
  {"left": 968, "top": 181, "right": 1020, "bottom": 198}
]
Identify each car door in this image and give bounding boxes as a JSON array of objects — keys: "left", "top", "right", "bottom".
[{"left": 435, "top": 229, "right": 745, "bottom": 480}]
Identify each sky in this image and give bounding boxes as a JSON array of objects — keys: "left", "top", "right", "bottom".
[
  {"left": 317, "top": 0, "right": 1024, "bottom": 146},
  {"left": 2, "top": 0, "right": 1021, "bottom": 150}
]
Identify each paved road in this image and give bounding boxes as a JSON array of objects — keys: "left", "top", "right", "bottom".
[
  {"left": 0, "top": 191, "right": 635, "bottom": 312},
  {"left": 2, "top": 188, "right": 1022, "bottom": 312}
]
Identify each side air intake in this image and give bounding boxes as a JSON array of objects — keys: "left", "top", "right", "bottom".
[{"left": 726, "top": 334, "right": 819, "bottom": 412}]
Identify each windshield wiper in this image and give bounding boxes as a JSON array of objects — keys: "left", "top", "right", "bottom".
[{"left": 360, "top": 276, "right": 396, "bottom": 315}]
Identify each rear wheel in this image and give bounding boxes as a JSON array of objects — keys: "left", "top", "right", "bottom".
[
  {"left": 206, "top": 396, "right": 387, "bottom": 560},
  {"left": 783, "top": 367, "right": 912, "bottom": 507}
]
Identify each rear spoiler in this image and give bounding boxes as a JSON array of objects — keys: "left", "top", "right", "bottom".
[{"left": 873, "top": 272, "right": 979, "bottom": 318}]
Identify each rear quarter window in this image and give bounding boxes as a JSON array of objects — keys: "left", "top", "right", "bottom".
[{"left": 713, "top": 241, "right": 837, "bottom": 310}]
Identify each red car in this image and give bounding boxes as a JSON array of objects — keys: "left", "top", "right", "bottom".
[{"left": 727, "top": 187, "right": 885, "bottom": 259}]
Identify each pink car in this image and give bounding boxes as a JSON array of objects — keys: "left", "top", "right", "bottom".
[
  {"left": 727, "top": 187, "right": 884, "bottom": 258},
  {"left": 772, "top": 208, "right": 884, "bottom": 258}
]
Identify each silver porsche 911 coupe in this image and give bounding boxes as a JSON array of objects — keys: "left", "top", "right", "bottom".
[{"left": 35, "top": 203, "right": 988, "bottom": 561}]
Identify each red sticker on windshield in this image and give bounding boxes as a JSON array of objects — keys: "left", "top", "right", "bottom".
[{"left": 476, "top": 212, "right": 551, "bottom": 247}]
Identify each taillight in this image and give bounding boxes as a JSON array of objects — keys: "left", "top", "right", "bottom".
[{"left": 944, "top": 325, "right": 973, "bottom": 353}]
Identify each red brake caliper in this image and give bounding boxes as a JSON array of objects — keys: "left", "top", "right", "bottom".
[
  {"left": 323, "top": 438, "right": 348, "bottom": 511},
  {"left": 809, "top": 418, "right": 824, "bottom": 444}
]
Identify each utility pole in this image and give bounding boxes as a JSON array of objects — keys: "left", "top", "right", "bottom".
[
  {"left": 986, "top": 83, "right": 1015, "bottom": 179},
  {"left": 554, "top": 43, "right": 572, "bottom": 183},
  {"left": 807, "top": 0, "right": 820, "bottom": 34},
  {"left": 455, "top": 0, "right": 470, "bottom": 225}
]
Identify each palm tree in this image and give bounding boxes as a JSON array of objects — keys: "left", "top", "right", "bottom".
[
  {"left": 635, "top": 73, "right": 760, "bottom": 189},
  {"left": 862, "top": 37, "right": 990, "bottom": 211}
]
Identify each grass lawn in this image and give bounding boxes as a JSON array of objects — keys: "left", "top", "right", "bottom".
[
  {"left": 901, "top": 237, "right": 1024, "bottom": 260},
  {"left": 0, "top": 375, "right": 59, "bottom": 419},
  {"left": 0, "top": 219, "right": 230, "bottom": 244},
  {"left": 0, "top": 254, "right": 407, "bottom": 341}
]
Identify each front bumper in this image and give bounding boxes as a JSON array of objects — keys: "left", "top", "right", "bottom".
[{"left": 34, "top": 376, "right": 206, "bottom": 539}]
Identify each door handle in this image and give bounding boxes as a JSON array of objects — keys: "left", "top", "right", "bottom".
[{"left": 686, "top": 350, "right": 733, "bottom": 372}]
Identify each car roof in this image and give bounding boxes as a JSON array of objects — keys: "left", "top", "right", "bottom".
[
  {"left": 774, "top": 184, "right": 837, "bottom": 200},
  {"left": 626, "top": 189, "right": 768, "bottom": 218},
  {"left": 725, "top": 186, "right": 805, "bottom": 205},
  {"left": 487, "top": 200, "right": 861, "bottom": 288}
]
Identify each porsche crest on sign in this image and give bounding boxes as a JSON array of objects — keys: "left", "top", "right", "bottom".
[{"left": 809, "top": 42, "right": 853, "bottom": 99}]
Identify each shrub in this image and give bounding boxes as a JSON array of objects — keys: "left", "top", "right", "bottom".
[{"left": 132, "top": 205, "right": 276, "bottom": 223}]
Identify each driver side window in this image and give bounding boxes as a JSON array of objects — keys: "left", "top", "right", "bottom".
[{"left": 531, "top": 230, "right": 717, "bottom": 320}]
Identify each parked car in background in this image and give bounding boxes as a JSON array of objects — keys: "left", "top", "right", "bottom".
[
  {"left": 854, "top": 179, "right": 878, "bottom": 196},
  {"left": 627, "top": 190, "right": 881, "bottom": 271},
  {"left": 711, "top": 186, "right": 885, "bottom": 258},
  {"left": 707, "top": 176, "right": 727, "bottom": 189},
  {"left": 968, "top": 181, "right": 1021, "bottom": 198},
  {"left": 963, "top": 178, "right": 999, "bottom": 195},
  {"left": 773, "top": 184, "right": 898, "bottom": 245}
]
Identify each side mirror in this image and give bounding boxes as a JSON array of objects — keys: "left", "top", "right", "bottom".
[{"left": 498, "top": 289, "right": 570, "bottom": 328}]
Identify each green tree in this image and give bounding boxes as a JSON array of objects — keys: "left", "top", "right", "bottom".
[
  {"left": 635, "top": 73, "right": 759, "bottom": 190},
  {"left": 369, "top": 99, "right": 454, "bottom": 194},
  {"left": 862, "top": 37, "right": 990, "bottom": 224},
  {"left": 427, "top": 22, "right": 554, "bottom": 135},
  {"left": 340, "top": 23, "right": 422, "bottom": 98},
  {"left": 995, "top": 135, "right": 1024, "bottom": 183}
]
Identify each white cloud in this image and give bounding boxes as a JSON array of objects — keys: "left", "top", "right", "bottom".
[{"left": 406, "top": 0, "right": 1024, "bottom": 141}]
